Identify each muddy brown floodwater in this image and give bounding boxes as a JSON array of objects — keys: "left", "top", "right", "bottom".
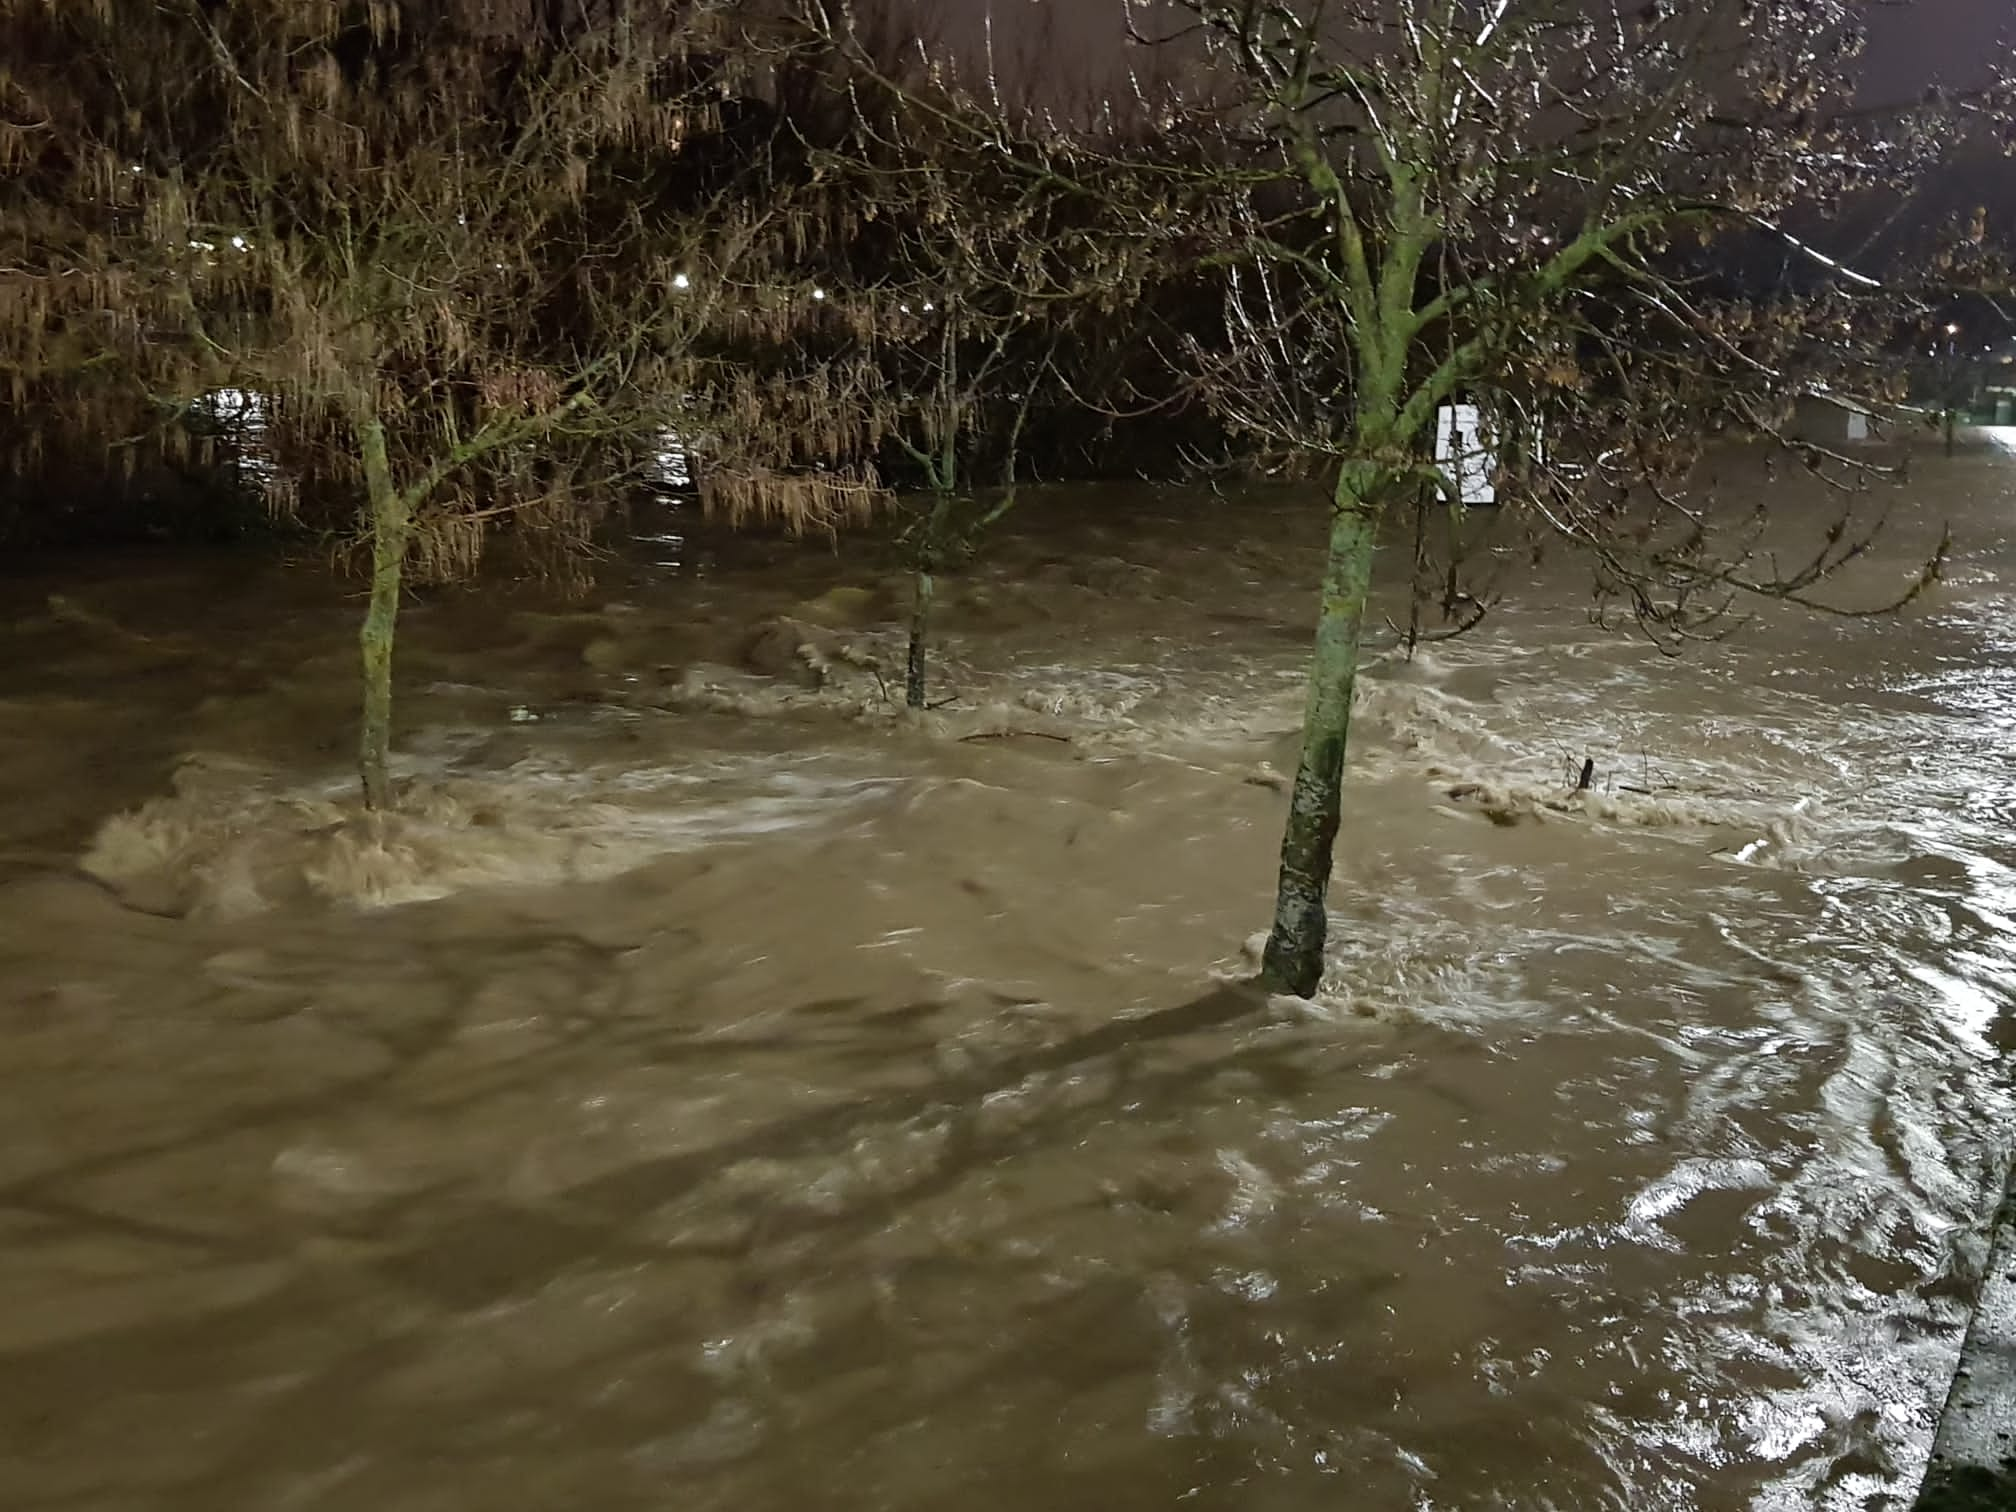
[{"left": 2, "top": 439, "right": 2014, "bottom": 1511}]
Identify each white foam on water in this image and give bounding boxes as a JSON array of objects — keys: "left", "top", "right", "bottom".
[{"left": 82, "top": 750, "right": 903, "bottom": 917}]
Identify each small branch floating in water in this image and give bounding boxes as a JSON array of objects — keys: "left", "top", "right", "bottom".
[{"left": 1243, "top": 763, "right": 1290, "bottom": 793}]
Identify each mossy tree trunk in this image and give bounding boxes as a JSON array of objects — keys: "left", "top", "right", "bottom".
[
  {"left": 1252, "top": 108, "right": 1481, "bottom": 995},
  {"left": 1259, "top": 461, "right": 1387, "bottom": 997},
  {"left": 356, "top": 411, "right": 411, "bottom": 812}
]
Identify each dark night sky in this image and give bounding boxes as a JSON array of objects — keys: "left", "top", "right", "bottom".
[
  {"left": 900, "top": 0, "right": 2013, "bottom": 253},
  {"left": 1860, "top": 0, "right": 2009, "bottom": 96},
  {"left": 905, "top": 0, "right": 2008, "bottom": 101}
]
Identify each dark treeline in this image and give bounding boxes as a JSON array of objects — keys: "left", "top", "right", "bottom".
[
  {"left": 0, "top": 0, "right": 1229, "bottom": 547},
  {"left": 1, "top": 0, "right": 2007, "bottom": 990}
]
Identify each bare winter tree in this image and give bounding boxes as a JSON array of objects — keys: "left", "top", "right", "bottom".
[
  {"left": 1107, "top": 0, "right": 2001, "bottom": 995},
  {"left": 792, "top": 2, "right": 1220, "bottom": 708},
  {"left": 808, "top": 99, "right": 1128, "bottom": 707},
  {"left": 0, "top": 0, "right": 877, "bottom": 810},
  {"left": 792, "top": 0, "right": 1996, "bottom": 994},
  {"left": 877, "top": 285, "right": 1055, "bottom": 711}
]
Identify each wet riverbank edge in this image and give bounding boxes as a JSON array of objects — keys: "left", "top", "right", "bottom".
[{"left": 1916, "top": 1164, "right": 2016, "bottom": 1511}]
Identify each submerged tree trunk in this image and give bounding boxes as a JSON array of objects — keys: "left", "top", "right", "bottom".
[
  {"left": 1260, "top": 468, "right": 1384, "bottom": 997},
  {"left": 905, "top": 491, "right": 956, "bottom": 710},
  {"left": 357, "top": 416, "right": 411, "bottom": 812},
  {"left": 906, "top": 567, "right": 934, "bottom": 709}
]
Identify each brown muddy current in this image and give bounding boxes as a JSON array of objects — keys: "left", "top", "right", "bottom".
[{"left": 3, "top": 440, "right": 2015, "bottom": 1510}]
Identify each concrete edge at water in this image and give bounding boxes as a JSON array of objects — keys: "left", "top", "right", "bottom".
[{"left": 1916, "top": 1166, "right": 2016, "bottom": 1510}]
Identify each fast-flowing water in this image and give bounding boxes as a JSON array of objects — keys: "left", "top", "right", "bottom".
[{"left": 2, "top": 438, "right": 2013, "bottom": 1510}]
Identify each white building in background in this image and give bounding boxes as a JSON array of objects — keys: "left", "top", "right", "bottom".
[
  {"left": 634, "top": 424, "right": 695, "bottom": 570},
  {"left": 1435, "top": 402, "right": 1499, "bottom": 505},
  {"left": 193, "top": 387, "right": 279, "bottom": 489},
  {"left": 1790, "top": 389, "right": 1885, "bottom": 445},
  {"left": 645, "top": 425, "right": 692, "bottom": 490}
]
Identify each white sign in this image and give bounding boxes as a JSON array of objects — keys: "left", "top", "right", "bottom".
[{"left": 1435, "top": 403, "right": 1498, "bottom": 505}]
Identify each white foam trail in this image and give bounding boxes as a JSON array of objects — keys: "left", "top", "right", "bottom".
[{"left": 82, "top": 752, "right": 901, "bottom": 917}]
